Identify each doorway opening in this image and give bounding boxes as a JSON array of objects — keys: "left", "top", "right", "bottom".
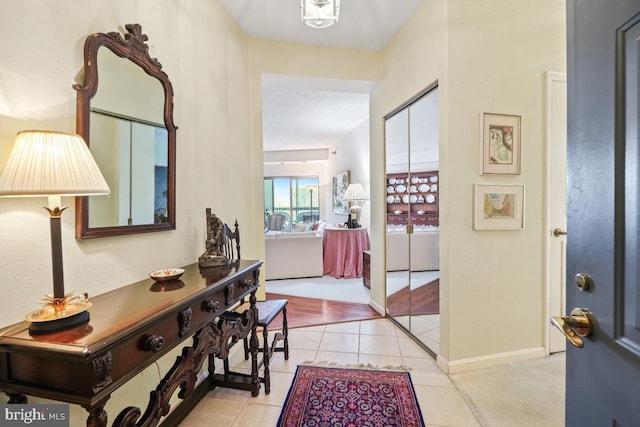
[{"left": 261, "top": 74, "right": 375, "bottom": 327}]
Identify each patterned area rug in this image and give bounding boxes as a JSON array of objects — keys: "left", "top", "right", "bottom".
[{"left": 277, "top": 365, "right": 425, "bottom": 427}]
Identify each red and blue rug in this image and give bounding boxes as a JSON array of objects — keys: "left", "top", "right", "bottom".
[{"left": 277, "top": 365, "right": 425, "bottom": 427}]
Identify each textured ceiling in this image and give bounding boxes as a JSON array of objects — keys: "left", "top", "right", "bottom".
[
  {"left": 261, "top": 75, "right": 373, "bottom": 152},
  {"left": 218, "top": 0, "right": 423, "bottom": 51},
  {"left": 218, "top": 0, "right": 424, "bottom": 153}
]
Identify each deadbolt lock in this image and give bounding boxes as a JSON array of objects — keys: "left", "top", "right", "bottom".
[{"left": 574, "top": 273, "right": 592, "bottom": 291}]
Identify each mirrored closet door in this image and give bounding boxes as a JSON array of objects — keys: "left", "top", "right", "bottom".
[{"left": 385, "top": 84, "right": 440, "bottom": 355}]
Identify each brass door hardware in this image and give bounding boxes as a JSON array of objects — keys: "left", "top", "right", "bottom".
[
  {"left": 553, "top": 228, "right": 567, "bottom": 237},
  {"left": 550, "top": 308, "right": 594, "bottom": 348},
  {"left": 574, "top": 273, "right": 592, "bottom": 291}
]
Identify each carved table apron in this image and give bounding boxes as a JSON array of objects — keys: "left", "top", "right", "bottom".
[{"left": 0, "top": 260, "right": 262, "bottom": 427}]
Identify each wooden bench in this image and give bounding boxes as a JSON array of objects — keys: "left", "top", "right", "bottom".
[{"left": 230, "top": 299, "right": 289, "bottom": 394}]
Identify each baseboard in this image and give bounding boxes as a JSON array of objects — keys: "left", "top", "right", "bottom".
[
  {"left": 436, "top": 346, "right": 546, "bottom": 374},
  {"left": 368, "top": 299, "right": 385, "bottom": 315}
]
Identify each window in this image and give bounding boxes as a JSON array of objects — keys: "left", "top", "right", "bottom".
[{"left": 264, "top": 177, "right": 319, "bottom": 231}]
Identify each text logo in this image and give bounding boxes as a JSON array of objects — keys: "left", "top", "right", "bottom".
[{"left": 0, "top": 405, "right": 69, "bottom": 426}]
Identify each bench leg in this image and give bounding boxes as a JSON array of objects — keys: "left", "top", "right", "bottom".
[
  {"left": 263, "top": 325, "right": 271, "bottom": 394},
  {"left": 243, "top": 336, "right": 249, "bottom": 360},
  {"left": 282, "top": 306, "right": 289, "bottom": 360}
]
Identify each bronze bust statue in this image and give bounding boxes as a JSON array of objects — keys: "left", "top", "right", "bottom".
[{"left": 199, "top": 208, "right": 230, "bottom": 268}]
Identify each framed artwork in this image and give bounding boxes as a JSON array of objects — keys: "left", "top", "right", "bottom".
[
  {"left": 481, "top": 112, "right": 521, "bottom": 175},
  {"left": 473, "top": 184, "right": 525, "bottom": 230},
  {"left": 332, "top": 170, "right": 350, "bottom": 214}
]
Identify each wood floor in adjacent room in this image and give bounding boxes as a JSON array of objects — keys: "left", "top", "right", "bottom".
[{"left": 265, "top": 292, "right": 382, "bottom": 329}]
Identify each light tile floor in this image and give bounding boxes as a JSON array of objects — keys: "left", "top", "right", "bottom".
[{"left": 180, "top": 318, "right": 480, "bottom": 427}]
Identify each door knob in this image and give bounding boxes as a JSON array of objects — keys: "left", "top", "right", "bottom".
[
  {"left": 550, "top": 308, "right": 594, "bottom": 348},
  {"left": 553, "top": 228, "right": 567, "bottom": 237}
]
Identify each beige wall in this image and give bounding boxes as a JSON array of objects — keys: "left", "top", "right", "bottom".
[
  {"left": 0, "top": 0, "right": 266, "bottom": 326},
  {"left": 0, "top": 0, "right": 566, "bottom": 421},
  {"left": 369, "top": 0, "right": 448, "bottom": 323},
  {"left": 0, "top": 0, "right": 263, "bottom": 422},
  {"left": 443, "top": 0, "right": 566, "bottom": 370},
  {"left": 369, "top": 0, "right": 566, "bottom": 371}
]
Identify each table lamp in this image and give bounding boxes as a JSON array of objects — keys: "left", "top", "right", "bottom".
[
  {"left": 342, "top": 182, "right": 368, "bottom": 228},
  {"left": 0, "top": 130, "right": 110, "bottom": 333}
]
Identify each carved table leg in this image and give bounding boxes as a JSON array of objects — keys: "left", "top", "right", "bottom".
[
  {"left": 84, "top": 396, "right": 110, "bottom": 427},
  {"left": 208, "top": 351, "right": 216, "bottom": 389},
  {"left": 262, "top": 322, "right": 270, "bottom": 394},
  {"left": 249, "top": 290, "right": 260, "bottom": 397},
  {"left": 6, "top": 392, "right": 27, "bottom": 404}
]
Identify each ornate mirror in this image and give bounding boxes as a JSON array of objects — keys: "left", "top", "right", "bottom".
[{"left": 74, "top": 24, "right": 176, "bottom": 239}]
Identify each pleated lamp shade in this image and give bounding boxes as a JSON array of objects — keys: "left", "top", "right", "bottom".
[
  {"left": 0, "top": 130, "right": 110, "bottom": 197},
  {"left": 342, "top": 183, "right": 368, "bottom": 202},
  {"left": 343, "top": 182, "right": 368, "bottom": 226}
]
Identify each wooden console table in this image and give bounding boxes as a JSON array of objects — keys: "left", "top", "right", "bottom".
[{"left": 0, "top": 260, "right": 262, "bottom": 427}]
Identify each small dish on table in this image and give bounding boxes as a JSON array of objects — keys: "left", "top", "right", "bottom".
[{"left": 149, "top": 268, "right": 185, "bottom": 282}]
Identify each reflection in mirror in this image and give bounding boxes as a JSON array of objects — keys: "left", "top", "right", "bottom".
[
  {"left": 88, "top": 113, "right": 168, "bottom": 227},
  {"left": 74, "top": 24, "right": 176, "bottom": 239},
  {"left": 385, "top": 109, "right": 410, "bottom": 332},
  {"left": 408, "top": 89, "right": 440, "bottom": 354},
  {"left": 385, "top": 83, "right": 439, "bottom": 356}
]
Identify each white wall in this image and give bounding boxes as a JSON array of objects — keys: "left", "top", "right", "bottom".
[{"left": 324, "top": 119, "right": 371, "bottom": 228}]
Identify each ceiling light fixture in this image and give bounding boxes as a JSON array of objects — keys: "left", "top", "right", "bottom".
[{"left": 301, "top": 0, "right": 340, "bottom": 29}]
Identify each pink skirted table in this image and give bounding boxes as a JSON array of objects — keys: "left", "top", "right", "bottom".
[{"left": 323, "top": 228, "right": 371, "bottom": 278}]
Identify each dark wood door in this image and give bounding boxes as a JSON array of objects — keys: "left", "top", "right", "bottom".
[{"left": 566, "top": 1, "right": 640, "bottom": 425}]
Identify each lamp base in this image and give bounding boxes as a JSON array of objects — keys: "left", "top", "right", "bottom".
[
  {"left": 26, "top": 300, "right": 92, "bottom": 334},
  {"left": 28, "top": 310, "right": 90, "bottom": 334}
]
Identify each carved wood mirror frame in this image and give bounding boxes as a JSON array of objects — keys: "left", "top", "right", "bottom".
[{"left": 74, "top": 24, "right": 176, "bottom": 239}]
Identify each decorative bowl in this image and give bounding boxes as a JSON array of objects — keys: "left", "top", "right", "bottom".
[{"left": 149, "top": 268, "right": 185, "bottom": 282}]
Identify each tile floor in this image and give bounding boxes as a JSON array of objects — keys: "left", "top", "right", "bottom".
[{"left": 181, "top": 318, "right": 480, "bottom": 426}]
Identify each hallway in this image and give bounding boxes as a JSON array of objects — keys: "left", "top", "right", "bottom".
[
  {"left": 181, "top": 317, "right": 564, "bottom": 426},
  {"left": 258, "top": 278, "right": 565, "bottom": 427}
]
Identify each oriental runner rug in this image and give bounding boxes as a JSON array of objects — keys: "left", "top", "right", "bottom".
[{"left": 277, "top": 365, "right": 425, "bottom": 427}]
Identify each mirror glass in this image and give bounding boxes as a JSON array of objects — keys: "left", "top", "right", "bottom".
[
  {"left": 75, "top": 24, "right": 176, "bottom": 238},
  {"left": 385, "top": 108, "right": 411, "bottom": 331},
  {"left": 89, "top": 49, "right": 168, "bottom": 227},
  {"left": 385, "top": 85, "right": 439, "bottom": 355},
  {"left": 408, "top": 89, "right": 440, "bottom": 354}
]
